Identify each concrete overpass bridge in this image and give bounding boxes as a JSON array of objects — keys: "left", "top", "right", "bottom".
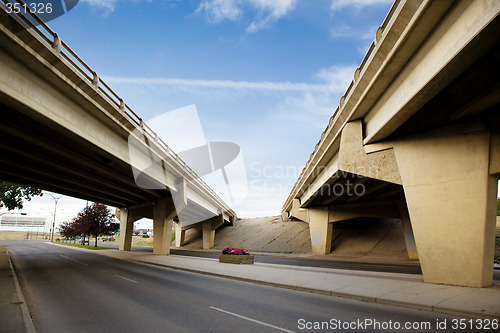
[
  {"left": 0, "top": 1, "right": 236, "bottom": 254},
  {"left": 282, "top": 0, "right": 500, "bottom": 287}
]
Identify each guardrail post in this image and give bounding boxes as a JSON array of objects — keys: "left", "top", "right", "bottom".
[
  {"left": 92, "top": 71, "right": 99, "bottom": 88},
  {"left": 119, "top": 99, "right": 125, "bottom": 112},
  {"left": 52, "top": 33, "right": 61, "bottom": 54},
  {"left": 375, "top": 26, "right": 383, "bottom": 45}
]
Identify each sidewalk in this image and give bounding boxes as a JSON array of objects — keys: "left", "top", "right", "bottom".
[
  {"left": 0, "top": 252, "right": 33, "bottom": 333},
  {"left": 88, "top": 248, "right": 500, "bottom": 319}
]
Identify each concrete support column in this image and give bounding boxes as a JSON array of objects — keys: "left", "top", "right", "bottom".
[
  {"left": 118, "top": 208, "right": 133, "bottom": 251},
  {"left": 394, "top": 127, "right": 497, "bottom": 287},
  {"left": 398, "top": 201, "right": 418, "bottom": 260},
  {"left": 308, "top": 208, "right": 333, "bottom": 255},
  {"left": 153, "top": 198, "right": 174, "bottom": 255},
  {"left": 202, "top": 219, "right": 215, "bottom": 249},
  {"left": 281, "top": 211, "right": 289, "bottom": 222},
  {"left": 174, "top": 222, "right": 185, "bottom": 247},
  {"left": 229, "top": 216, "right": 237, "bottom": 226}
]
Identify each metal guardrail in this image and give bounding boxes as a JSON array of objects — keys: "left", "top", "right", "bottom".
[
  {"left": 0, "top": 0, "right": 235, "bottom": 216},
  {"left": 284, "top": 0, "right": 402, "bottom": 210}
]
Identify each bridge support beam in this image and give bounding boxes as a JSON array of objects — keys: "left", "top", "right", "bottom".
[
  {"left": 308, "top": 208, "right": 332, "bottom": 255},
  {"left": 202, "top": 214, "right": 224, "bottom": 249},
  {"left": 290, "top": 198, "right": 308, "bottom": 222},
  {"left": 394, "top": 127, "right": 497, "bottom": 287},
  {"left": 174, "top": 222, "right": 186, "bottom": 247},
  {"left": 117, "top": 204, "right": 152, "bottom": 251},
  {"left": 118, "top": 208, "right": 133, "bottom": 251},
  {"left": 153, "top": 198, "right": 177, "bottom": 255}
]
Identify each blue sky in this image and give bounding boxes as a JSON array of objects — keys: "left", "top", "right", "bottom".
[{"left": 8, "top": 0, "right": 399, "bottom": 228}]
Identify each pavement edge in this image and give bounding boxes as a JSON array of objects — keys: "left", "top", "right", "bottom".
[{"left": 7, "top": 251, "right": 36, "bottom": 333}]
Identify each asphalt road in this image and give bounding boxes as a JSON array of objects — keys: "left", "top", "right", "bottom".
[{"left": 2, "top": 240, "right": 466, "bottom": 333}]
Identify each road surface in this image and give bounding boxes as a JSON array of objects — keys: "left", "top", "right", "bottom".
[{"left": 1, "top": 240, "right": 467, "bottom": 333}]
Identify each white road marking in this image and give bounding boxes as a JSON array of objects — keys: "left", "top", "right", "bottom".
[
  {"left": 114, "top": 274, "right": 138, "bottom": 283},
  {"left": 210, "top": 306, "right": 296, "bottom": 333},
  {"left": 59, "top": 255, "right": 88, "bottom": 266}
]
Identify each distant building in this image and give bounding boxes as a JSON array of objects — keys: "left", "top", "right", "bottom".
[{"left": 0, "top": 216, "right": 46, "bottom": 231}]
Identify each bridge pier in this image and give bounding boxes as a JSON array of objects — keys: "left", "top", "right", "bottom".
[
  {"left": 202, "top": 214, "right": 224, "bottom": 249},
  {"left": 308, "top": 208, "right": 332, "bottom": 255},
  {"left": 117, "top": 207, "right": 145, "bottom": 252},
  {"left": 393, "top": 126, "right": 498, "bottom": 287},
  {"left": 117, "top": 208, "right": 133, "bottom": 252},
  {"left": 174, "top": 222, "right": 186, "bottom": 247},
  {"left": 152, "top": 198, "right": 177, "bottom": 255},
  {"left": 337, "top": 121, "right": 498, "bottom": 286}
]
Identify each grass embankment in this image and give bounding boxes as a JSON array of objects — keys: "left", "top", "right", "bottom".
[
  {"left": 54, "top": 242, "right": 114, "bottom": 250},
  {"left": 0, "top": 247, "right": 7, "bottom": 253}
]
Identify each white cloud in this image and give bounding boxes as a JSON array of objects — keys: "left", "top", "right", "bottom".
[
  {"left": 331, "top": 24, "right": 379, "bottom": 40},
  {"left": 330, "top": 0, "right": 393, "bottom": 12},
  {"left": 81, "top": 0, "right": 117, "bottom": 12},
  {"left": 316, "top": 64, "right": 357, "bottom": 90},
  {"left": 195, "top": 0, "right": 241, "bottom": 23},
  {"left": 272, "top": 64, "right": 357, "bottom": 128},
  {"left": 195, "top": 0, "right": 298, "bottom": 32},
  {"left": 103, "top": 76, "right": 333, "bottom": 92},
  {"left": 103, "top": 64, "right": 357, "bottom": 129},
  {"left": 245, "top": 0, "right": 297, "bottom": 32},
  {"left": 81, "top": 0, "right": 152, "bottom": 14}
]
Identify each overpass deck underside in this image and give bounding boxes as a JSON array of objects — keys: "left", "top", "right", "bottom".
[
  {"left": 0, "top": 99, "right": 160, "bottom": 208},
  {"left": 302, "top": 172, "right": 403, "bottom": 208}
]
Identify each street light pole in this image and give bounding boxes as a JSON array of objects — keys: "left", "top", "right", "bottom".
[{"left": 47, "top": 193, "right": 62, "bottom": 242}]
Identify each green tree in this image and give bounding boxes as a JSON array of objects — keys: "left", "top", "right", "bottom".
[
  {"left": 0, "top": 181, "right": 42, "bottom": 210},
  {"left": 497, "top": 197, "right": 500, "bottom": 216}
]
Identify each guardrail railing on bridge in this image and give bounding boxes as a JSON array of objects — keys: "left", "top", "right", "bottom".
[{"left": 284, "top": 0, "right": 402, "bottom": 211}]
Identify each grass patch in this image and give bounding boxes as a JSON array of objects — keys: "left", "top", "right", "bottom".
[
  {"left": 0, "top": 247, "right": 7, "bottom": 253},
  {"left": 134, "top": 238, "right": 154, "bottom": 247},
  {"left": 54, "top": 242, "right": 114, "bottom": 250},
  {"left": 11, "top": 301, "right": 24, "bottom": 305}
]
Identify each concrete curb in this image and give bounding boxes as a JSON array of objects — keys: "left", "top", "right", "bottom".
[{"left": 7, "top": 251, "right": 36, "bottom": 333}]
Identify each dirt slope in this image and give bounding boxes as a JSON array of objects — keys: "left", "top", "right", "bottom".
[{"left": 178, "top": 216, "right": 410, "bottom": 259}]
